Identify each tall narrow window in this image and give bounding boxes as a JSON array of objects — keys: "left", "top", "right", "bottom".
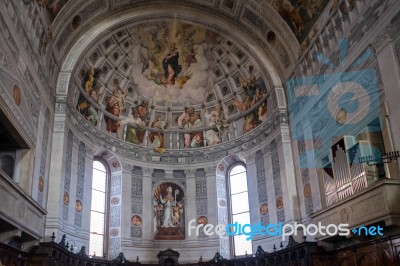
[
  {"left": 228, "top": 164, "right": 252, "bottom": 256},
  {"left": 89, "top": 161, "right": 108, "bottom": 257}
]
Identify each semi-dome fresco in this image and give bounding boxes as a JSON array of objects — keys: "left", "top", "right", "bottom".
[{"left": 74, "top": 20, "right": 271, "bottom": 152}]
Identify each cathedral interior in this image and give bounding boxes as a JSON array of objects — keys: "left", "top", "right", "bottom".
[{"left": 1, "top": 0, "right": 400, "bottom": 265}]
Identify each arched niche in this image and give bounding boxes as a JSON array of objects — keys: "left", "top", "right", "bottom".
[{"left": 152, "top": 181, "right": 186, "bottom": 240}]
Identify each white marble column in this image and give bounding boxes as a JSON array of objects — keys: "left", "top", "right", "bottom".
[
  {"left": 142, "top": 167, "right": 153, "bottom": 241},
  {"left": 185, "top": 169, "right": 197, "bottom": 240},
  {"left": 44, "top": 114, "right": 67, "bottom": 240}
]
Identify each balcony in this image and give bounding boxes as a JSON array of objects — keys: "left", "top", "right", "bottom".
[{"left": 310, "top": 178, "right": 400, "bottom": 241}]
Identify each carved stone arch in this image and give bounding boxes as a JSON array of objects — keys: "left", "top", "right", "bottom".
[
  {"left": 93, "top": 150, "right": 122, "bottom": 259},
  {"left": 94, "top": 150, "right": 122, "bottom": 175}
]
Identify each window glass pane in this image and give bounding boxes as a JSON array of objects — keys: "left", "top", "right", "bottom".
[
  {"left": 93, "top": 161, "right": 106, "bottom": 172},
  {"left": 232, "top": 212, "right": 250, "bottom": 225},
  {"left": 231, "top": 192, "right": 249, "bottom": 214},
  {"left": 90, "top": 161, "right": 108, "bottom": 258},
  {"left": 92, "top": 169, "right": 107, "bottom": 192},
  {"left": 234, "top": 234, "right": 253, "bottom": 256},
  {"left": 90, "top": 211, "right": 105, "bottom": 235},
  {"left": 230, "top": 165, "right": 246, "bottom": 176},
  {"left": 228, "top": 164, "right": 252, "bottom": 257},
  {"left": 89, "top": 233, "right": 104, "bottom": 257},
  {"left": 229, "top": 172, "right": 248, "bottom": 194},
  {"left": 91, "top": 190, "right": 105, "bottom": 213}
]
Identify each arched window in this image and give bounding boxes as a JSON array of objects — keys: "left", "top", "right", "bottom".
[
  {"left": 89, "top": 160, "right": 108, "bottom": 257},
  {"left": 227, "top": 164, "right": 252, "bottom": 256}
]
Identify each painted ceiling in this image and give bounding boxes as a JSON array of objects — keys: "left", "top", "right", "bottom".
[
  {"left": 72, "top": 20, "right": 271, "bottom": 150},
  {"left": 75, "top": 21, "right": 264, "bottom": 105},
  {"left": 36, "top": 0, "right": 334, "bottom": 152},
  {"left": 41, "top": 0, "right": 330, "bottom": 44},
  {"left": 266, "top": 0, "right": 330, "bottom": 43}
]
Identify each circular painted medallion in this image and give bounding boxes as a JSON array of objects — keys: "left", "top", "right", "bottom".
[
  {"left": 303, "top": 183, "right": 312, "bottom": 198},
  {"left": 12, "top": 85, "right": 21, "bottom": 106},
  {"left": 75, "top": 199, "right": 83, "bottom": 212},
  {"left": 110, "top": 228, "right": 120, "bottom": 237},
  {"left": 63, "top": 191, "right": 69, "bottom": 205},
  {"left": 111, "top": 196, "right": 120, "bottom": 205},
  {"left": 197, "top": 216, "right": 208, "bottom": 225},
  {"left": 260, "top": 203, "right": 269, "bottom": 215},
  {"left": 131, "top": 215, "right": 142, "bottom": 226},
  {"left": 219, "top": 199, "right": 226, "bottom": 207},
  {"left": 38, "top": 176, "right": 44, "bottom": 192},
  {"left": 276, "top": 196, "right": 283, "bottom": 209}
]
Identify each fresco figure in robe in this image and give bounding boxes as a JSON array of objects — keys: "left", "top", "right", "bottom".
[
  {"left": 204, "top": 104, "right": 226, "bottom": 146},
  {"left": 232, "top": 95, "right": 258, "bottom": 133},
  {"left": 160, "top": 186, "right": 178, "bottom": 228},
  {"left": 105, "top": 87, "right": 126, "bottom": 135},
  {"left": 178, "top": 107, "right": 204, "bottom": 148},
  {"left": 118, "top": 107, "right": 146, "bottom": 144},
  {"left": 153, "top": 182, "right": 185, "bottom": 240},
  {"left": 77, "top": 66, "right": 100, "bottom": 126},
  {"left": 162, "top": 43, "right": 182, "bottom": 86},
  {"left": 149, "top": 115, "right": 167, "bottom": 153}
]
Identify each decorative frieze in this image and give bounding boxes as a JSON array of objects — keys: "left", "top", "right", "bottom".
[
  {"left": 271, "top": 140, "right": 285, "bottom": 223},
  {"left": 109, "top": 237, "right": 121, "bottom": 259},
  {"left": 131, "top": 226, "right": 142, "bottom": 238},
  {"left": 131, "top": 197, "right": 143, "bottom": 214},
  {"left": 216, "top": 178, "right": 227, "bottom": 199},
  {"left": 110, "top": 206, "right": 120, "bottom": 228},
  {"left": 195, "top": 176, "right": 208, "bottom": 238},
  {"left": 196, "top": 179, "right": 207, "bottom": 198},
  {"left": 74, "top": 142, "right": 85, "bottom": 227},
  {"left": 111, "top": 175, "right": 122, "bottom": 196},
  {"left": 109, "top": 169, "right": 123, "bottom": 257},
  {"left": 130, "top": 167, "right": 143, "bottom": 239},
  {"left": 57, "top": 72, "right": 70, "bottom": 95}
]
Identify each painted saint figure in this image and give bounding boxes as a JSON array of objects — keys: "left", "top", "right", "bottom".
[
  {"left": 77, "top": 66, "right": 101, "bottom": 126},
  {"left": 149, "top": 115, "right": 167, "bottom": 153},
  {"left": 204, "top": 104, "right": 226, "bottom": 145},
  {"left": 154, "top": 183, "right": 185, "bottom": 240},
  {"left": 232, "top": 95, "right": 257, "bottom": 133},
  {"left": 160, "top": 186, "right": 178, "bottom": 228},
  {"left": 105, "top": 87, "right": 126, "bottom": 135},
  {"left": 177, "top": 107, "right": 204, "bottom": 148},
  {"left": 118, "top": 107, "right": 146, "bottom": 144},
  {"left": 185, "top": 112, "right": 204, "bottom": 148}
]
